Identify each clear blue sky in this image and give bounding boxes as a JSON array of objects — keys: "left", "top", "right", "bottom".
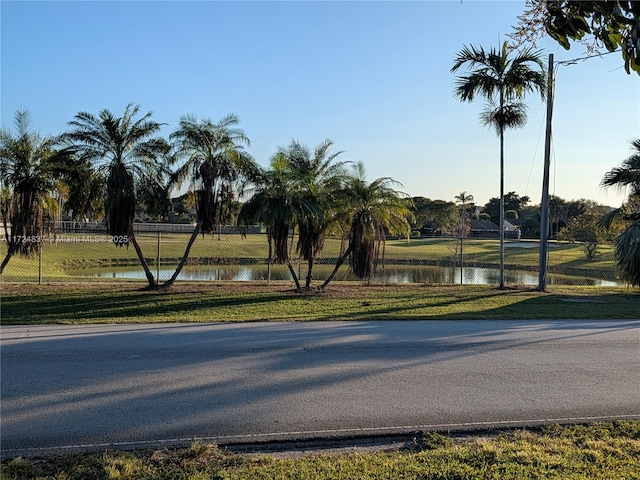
[{"left": 2, "top": 0, "right": 638, "bottom": 207}]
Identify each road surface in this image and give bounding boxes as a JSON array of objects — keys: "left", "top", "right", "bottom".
[{"left": 1, "top": 320, "right": 639, "bottom": 457}]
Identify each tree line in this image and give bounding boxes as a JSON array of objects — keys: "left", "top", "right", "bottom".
[
  {"left": 0, "top": 106, "right": 412, "bottom": 290},
  {"left": 411, "top": 192, "right": 622, "bottom": 239}
]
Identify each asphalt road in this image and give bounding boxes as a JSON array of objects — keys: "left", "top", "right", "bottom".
[{"left": 2, "top": 320, "right": 639, "bottom": 457}]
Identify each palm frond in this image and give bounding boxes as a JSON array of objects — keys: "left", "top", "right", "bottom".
[
  {"left": 614, "top": 222, "right": 640, "bottom": 286},
  {"left": 452, "top": 41, "right": 546, "bottom": 106},
  {"left": 598, "top": 206, "right": 625, "bottom": 229},
  {"left": 601, "top": 140, "right": 640, "bottom": 193},
  {"left": 481, "top": 101, "right": 528, "bottom": 134}
]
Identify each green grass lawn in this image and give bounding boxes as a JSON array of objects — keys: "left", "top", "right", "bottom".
[
  {"left": 2, "top": 421, "right": 639, "bottom": 479},
  {"left": 1, "top": 283, "right": 638, "bottom": 324}
]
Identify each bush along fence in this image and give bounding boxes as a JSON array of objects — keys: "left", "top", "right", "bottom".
[{"left": 0, "top": 223, "right": 623, "bottom": 287}]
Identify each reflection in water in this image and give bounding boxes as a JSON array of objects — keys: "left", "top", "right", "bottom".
[{"left": 72, "top": 264, "right": 621, "bottom": 287}]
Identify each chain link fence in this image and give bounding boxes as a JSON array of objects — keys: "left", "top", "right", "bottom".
[{"left": 0, "top": 222, "right": 622, "bottom": 287}]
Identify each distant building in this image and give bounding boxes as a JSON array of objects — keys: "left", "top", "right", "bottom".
[
  {"left": 470, "top": 219, "right": 519, "bottom": 239},
  {"left": 470, "top": 219, "right": 499, "bottom": 237}
]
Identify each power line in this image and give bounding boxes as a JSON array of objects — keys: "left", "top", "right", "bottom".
[{"left": 555, "top": 49, "right": 619, "bottom": 67}]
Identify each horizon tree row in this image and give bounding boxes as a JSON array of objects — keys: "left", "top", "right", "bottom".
[{"left": 410, "top": 192, "right": 624, "bottom": 241}]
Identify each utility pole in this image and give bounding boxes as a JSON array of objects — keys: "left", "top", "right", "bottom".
[{"left": 538, "top": 53, "right": 554, "bottom": 292}]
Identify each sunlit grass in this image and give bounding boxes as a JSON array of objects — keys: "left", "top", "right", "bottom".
[
  {"left": 2, "top": 421, "right": 639, "bottom": 479},
  {"left": 1, "top": 283, "right": 638, "bottom": 325}
]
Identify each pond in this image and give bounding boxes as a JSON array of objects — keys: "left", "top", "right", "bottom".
[{"left": 69, "top": 263, "right": 622, "bottom": 287}]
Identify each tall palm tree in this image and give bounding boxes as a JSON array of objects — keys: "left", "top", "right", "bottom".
[
  {"left": 600, "top": 139, "right": 640, "bottom": 287},
  {"left": 62, "top": 103, "right": 170, "bottom": 289},
  {"left": 278, "top": 139, "right": 347, "bottom": 288},
  {"left": 451, "top": 42, "right": 546, "bottom": 288},
  {"left": 0, "top": 109, "right": 68, "bottom": 273},
  {"left": 321, "top": 162, "right": 412, "bottom": 288},
  {"left": 166, "top": 113, "right": 258, "bottom": 288}
]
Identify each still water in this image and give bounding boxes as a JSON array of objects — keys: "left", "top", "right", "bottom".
[{"left": 71, "top": 264, "right": 621, "bottom": 287}]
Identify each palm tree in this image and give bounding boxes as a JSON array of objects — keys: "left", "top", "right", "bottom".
[
  {"left": 454, "top": 191, "right": 474, "bottom": 285},
  {"left": 454, "top": 191, "right": 474, "bottom": 205},
  {"left": 451, "top": 42, "right": 546, "bottom": 288},
  {"left": 600, "top": 139, "right": 640, "bottom": 287},
  {"left": 454, "top": 191, "right": 474, "bottom": 229},
  {"left": 237, "top": 153, "right": 320, "bottom": 291},
  {"left": 278, "top": 139, "right": 347, "bottom": 288},
  {"left": 321, "top": 162, "right": 412, "bottom": 288},
  {"left": 0, "top": 109, "right": 68, "bottom": 273},
  {"left": 62, "top": 103, "right": 170, "bottom": 289},
  {"left": 454, "top": 191, "right": 475, "bottom": 219},
  {"left": 165, "top": 113, "right": 258, "bottom": 288}
]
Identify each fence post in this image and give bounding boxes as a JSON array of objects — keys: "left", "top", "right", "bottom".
[
  {"left": 459, "top": 236, "right": 463, "bottom": 285},
  {"left": 157, "top": 231, "right": 161, "bottom": 282},
  {"left": 267, "top": 259, "right": 271, "bottom": 286},
  {"left": 38, "top": 240, "right": 43, "bottom": 285}
]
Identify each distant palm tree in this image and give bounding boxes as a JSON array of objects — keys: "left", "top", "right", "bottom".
[
  {"left": 454, "top": 191, "right": 474, "bottom": 238},
  {"left": 321, "top": 162, "right": 412, "bottom": 288},
  {"left": 451, "top": 42, "right": 546, "bottom": 288},
  {"left": 0, "top": 109, "right": 68, "bottom": 273},
  {"left": 453, "top": 192, "right": 475, "bottom": 285},
  {"left": 454, "top": 191, "right": 474, "bottom": 206},
  {"left": 454, "top": 191, "right": 475, "bottom": 218},
  {"left": 63, "top": 103, "right": 170, "bottom": 288},
  {"left": 600, "top": 139, "right": 640, "bottom": 286},
  {"left": 166, "top": 113, "right": 258, "bottom": 288}
]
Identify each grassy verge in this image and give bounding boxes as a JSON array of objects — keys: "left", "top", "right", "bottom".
[
  {"left": 1, "top": 282, "right": 638, "bottom": 324},
  {"left": 2, "top": 421, "right": 639, "bottom": 479}
]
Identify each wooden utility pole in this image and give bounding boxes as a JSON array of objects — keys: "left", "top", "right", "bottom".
[{"left": 539, "top": 54, "right": 554, "bottom": 292}]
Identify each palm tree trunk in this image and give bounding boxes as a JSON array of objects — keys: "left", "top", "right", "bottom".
[
  {"left": 286, "top": 260, "right": 302, "bottom": 290},
  {"left": 305, "top": 256, "right": 314, "bottom": 289},
  {"left": 0, "top": 245, "right": 16, "bottom": 274},
  {"left": 499, "top": 125, "right": 505, "bottom": 289},
  {"left": 320, "top": 246, "right": 352, "bottom": 289},
  {"left": 159, "top": 220, "right": 202, "bottom": 289},
  {"left": 0, "top": 222, "right": 17, "bottom": 274},
  {"left": 130, "top": 232, "right": 157, "bottom": 289}
]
